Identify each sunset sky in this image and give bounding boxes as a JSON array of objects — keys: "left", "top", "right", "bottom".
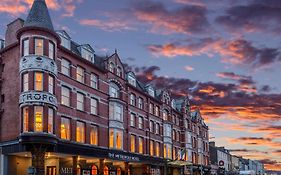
[{"left": 0, "top": 0, "right": 281, "bottom": 171}]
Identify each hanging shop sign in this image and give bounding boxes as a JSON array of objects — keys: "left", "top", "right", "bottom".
[{"left": 219, "top": 160, "right": 224, "bottom": 167}]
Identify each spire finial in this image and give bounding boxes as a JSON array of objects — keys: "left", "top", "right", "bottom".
[{"left": 115, "top": 48, "right": 117, "bottom": 54}]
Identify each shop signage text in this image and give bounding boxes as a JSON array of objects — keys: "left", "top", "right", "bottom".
[
  {"left": 108, "top": 153, "right": 140, "bottom": 162},
  {"left": 19, "top": 92, "right": 57, "bottom": 106},
  {"left": 60, "top": 167, "right": 73, "bottom": 174}
]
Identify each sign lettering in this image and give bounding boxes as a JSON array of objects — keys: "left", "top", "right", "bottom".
[{"left": 108, "top": 153, "right": 140, "bottom": 162}]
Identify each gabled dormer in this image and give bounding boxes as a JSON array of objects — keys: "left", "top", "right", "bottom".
[
  {"left": 127, "top": 71, "right": 136, "bottom": 87},
  {"left": 78, "top": 44, "right": 95, "bottom": 62},
  {"left": 145, "top": 84, "right": 155, "bottom": 97},
  {"left": 161, "top": 90, "right": 171, "bottom": 105},
  {"left": 56, "top": 30, "right": 71, "bottom": 49},
  {"left": 106, "top": 51, "right": 124, "bottom": 78}
]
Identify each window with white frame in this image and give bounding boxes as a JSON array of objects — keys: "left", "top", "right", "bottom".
[
  {"left": 77, "top": 92, "right": 84, "bottom": 111},
  {"left": 155, "top": 106, "right": 159, "bottom": 116},
  {"left": 90, "top": 73, "right": 98, "bottom": 89},
  {"left": 128, "top": 73, "right": 136, "bottom": 86},
  {"left": 61, "top": 59, "right": 70, "bottom": 76},
  {"left": 109, "top": 128, "right": 123, "bottom": 149},
  {"left": 109, "top": 102, "right": 123, "bottom": 122},
  {"left": 138, "top": 97, "right": 143, "bottom": 109},
  {"left": 149, "top": 103, "right": 153, "bottom": 114},
  {"left": 149, "top": 120, "right": 154, "bottom": 132},
  {"left": 117, "top": 67, "right": 122, "bottom": 77},
  {"left": 130, "top": 135, "right": 136, "bottom": 152},
  {"left": 23, "top": 39, "right": 29, "bottom": 56},
  {"left": 155, "top": 123, "right": 160, "bottom": 134},
  {"left": 130, "top": 113, "right": 136, "bottom": 127},
  {"left": 61, "top": 86, "right": 70, "bottom": 106},
  {"left": 60, "top": 35, "right": 70, "bottom": 49},
  {"left": 130, "top": 94, "right": 136, "bottom": 106},
  {"left": 163, "top": 110, "right": 168, "bottom": 121},
  {"left": 81, "top": 48, "right": 94, "bottom": 62},
  {"left": 48, "top": 75, "right": 54, "bottom": 94},
  {"left": 23, "top": 73, "right": 29, "bottom": 92},
  {"left": 91, "top": 98, "right": 98, "bottom": 115},
  {"left": 35, "top": 38, "right": 43, "bottom": 56},
  {"left": 109, "top": 83, "right": 120, "bottom": 98},
  {"left": 139, "top": 137, "right": 144, "bottom": 154},
  {"left": 148, "top": 87, "right": 155, "bottom": 97},
  {"left": 164, "top": 143, "right": 172, "bottom": 159},
  {"left": 34, "top": 72, "right": 43, "bottom": 91},
  {"left": 61, "top": 117, "right": 71, "bottom": 140},
  {"left": 49, "top": 41, "right": 55, "bottom": 59},
  {"left": 164, "top": 124, "right": 172, "bottom": 137},
  {"left": 109, "top": 62, "right": 114, "bottom": 73},
  {"left": 76, "top": 66, "right": 84, "bottom": 83},
  {"left": 138, "top": 116, "right": 144, "bottom": 129}
]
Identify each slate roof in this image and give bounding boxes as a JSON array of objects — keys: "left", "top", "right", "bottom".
[{"left": 24, "top": 0, "right": 54, "bottom": 31}]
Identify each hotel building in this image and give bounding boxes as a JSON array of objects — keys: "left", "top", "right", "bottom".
[{"left": 0, "top": 0, "right": 210, "bottom": 175}]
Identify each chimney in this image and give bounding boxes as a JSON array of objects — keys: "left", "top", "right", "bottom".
[
  {"left": 5, "top": 18, "right": 24, "bottom": 46},
  {"left": 0, "top": 39, "right": 5, "bottom": 50},
  {"left": 209, "top": 141, "right": 215, "bottom": 147}
]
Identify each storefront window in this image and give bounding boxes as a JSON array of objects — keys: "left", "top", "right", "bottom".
[
  {"left": 35, "top": 38, "right": 43, "bottom": 56},
  {"left": 92, "top": 165, "right": 98, "bottom": 175},
  {"left": 48, "top": 108, "right": 54, "bottom": 133},
  {"left": 109, "top": 129, "right": 114, "bottom": 148},
  {"left": 76, "top": 121, "right": 85, "bottom": 143},
  {"left": 109, "top": 128, "right": 123, "bottom": 149},
  {"left": 61, "top": 117, "right": 70, "bottom": 140},
  {"left": 48, "top": 75, "right": 54, "bottom": 94},
  {"left": 35, "top": 72, "right": 43, "bottom": 91},
  {"left": 130, "top": 135, "right": 135, "bottom": 152},
  {"left": 23, "top": 73, "right": 29, "bottom": 92},
  {"left": 90, "top": 125, "right": 98, "bottom": 145},
  {"left": 150, "top": 140, "right": 154, "bottom": 156},
  {"left": 164, "top": 143, "right": 172, "bottom": 159},
  {"left": 117, "top": 167, "right": 121, "bottom": 175},
  {"left": 23, "top": 107, "right": 29, "bottom": 132},
  {"left": 139, "top": 137, "right": 143, "bottom": 154},
  {"left": 34, "top": 106, "right": 43, "bottom": 132},
  {"left": 156, "top": 142, "right": 160, "bottom": 157}
]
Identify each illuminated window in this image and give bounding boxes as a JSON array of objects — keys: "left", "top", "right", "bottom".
[
  {"left": 22, "top": 107, "right": 29, "bottom": 132},
  {"left": 34, "top": 106, "right": 43, "bottom": 132},
  {"left": 92, "top": 165, "right": 98, "bottom": 175},
  {"left": 91, "top": 74, "right": 98, "bottom": 89},
  {"left": 23, "top": 73, "right": 29, "bottom": 92},
  {"left": 76, "top": 66, "right": 84, "bottom": 83},
  {"left": 155, "top": 142, "right": 160, "bottom": 157},
  {"left": 117, "top": 67, "right": 122, "bottom": 77},
  {"left": 49, "top": 41, "right": 55, "bottom": 59},
  {"left": 139, "top": 137, "right": 143, "bottom": 154},
  {"left": 149, "top": 121, "right": 154, "bottom": 132},
  {"left": 77, "top": 92, "right": 84, "bottom": 111},
  {"left": 155, "top": 123, "right": 160, "bottom": 135},
  {"left": 163, "top": 110, "right": 168, "bottom": 121},
  {"left": 23, "top": 39, "right": 29, "bottom": 56},
  {"left": 91, "top": 98, "right": 98, "bottom": 115},
  {"left": 150, "top": 140, "right": 154, "bottom": 156},
  {"left": 35, "top": 38, "right": 43, "bottom": 56},
  {"left": 155, "top": 106, "right": 159, "bottom": 116},
  {"left": 48, "top": 108, "right": 54, "bottom": 133},
  {"left": 109, "top": 62, "right": 114, "bottom": 73},
  {"left": 76, "top": 121, "right": 85, "bottom": 143},
  {"left": 48, "top": 75, "right": 54, "bottom": 94},
  {"left": 130, "top": 135, "right": 135, "bottom": 152},
  {"left": 61, "top": 86, "right": 70, "bottom": 106},
  {"left": 164, "top": 143, "right": 172, "bottom": 159},
  {"left": 61, "top": 59, "right": 70, "bottom": 76},
  {"left": 104, "top": 166, "right": 109, "bottom": 175},
  {"left": 109, "top": 83, "right": 120, "bottom": 98},
  {"left": 173, "top": 147, "right": 177, "bottom": 160},
  {"left": 90, "top": 125, "right": 98, "bottom": 145},
  {"left": 77, "top": 165, "right": 81, "bottom": 175},
  {"left": 164, "top": 144, "right": 166, "bottom": 158},
  {"left": 130, "top": 94, "right": 136, "bottom": 106},
  {"left": 130, "top": 113, "right": 135, "bottom": 127},
  {"left": 34, "top": 72, "right": 43, "bottom": 91},
  {"left": 117, "top": 167, "right": 121, "bottom": 175},
  {"left": 138, "top": 98, "right": 143, "bottom": 109},
  {"left": 138, "top": 117, "right": 143, "bottom": 129},
  {"left": 109, "top": 128, "right": 123, "bottom": 149},
  {"left": 61, "top": 117, "right": 70, "bottom": 140}
]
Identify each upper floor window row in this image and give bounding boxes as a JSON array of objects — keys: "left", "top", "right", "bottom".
[
  {"left": 22, "top": 38, "right": 55, "bottom": 59},
  {"left": 22, "top": 72, "right": 55, "bottom": 94},
  {"left": 108, "top": 62, "right": 123, "bottom": 78}
]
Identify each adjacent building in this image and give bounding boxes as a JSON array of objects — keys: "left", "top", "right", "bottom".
[{"left": 0, "top": 0, "right": 210, "bottom": 175}]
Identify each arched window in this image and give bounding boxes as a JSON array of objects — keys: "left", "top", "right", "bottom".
[
  {"left": 109, "top": 62, "right": 114, "bottom": 73},
  {"left": 104, "top": 166, "right": 109, "bottom": 175},
  {"left": 109, "top": 82, "right": 120, "bottom": 98},
  {"left": 117, "top": 167, "right": 122, "bottom": 175},
  {"left": 163, "top": 110, "right": 168, "bottom": 121},
  {"left": 92, "top": 165, "right": 98, "bottom": 175}
]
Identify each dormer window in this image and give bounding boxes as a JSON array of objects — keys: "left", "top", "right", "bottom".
[
  {"left": 117, "top": 67, "right": 122, "bottom": 77},
  {"left": 128, "top": 73, "right": 136, "bottom": 87},
  {"left": 147, "top": 86, "right": 155, "bottom": 97},
  {"left": 81, "top": 45, "right": 94, "bottom": 62},
  {"left": 57, "top": 31, "right": 71, "bottom": 49},
  {"left": 109, "top": 62, "right": 114, "bottom": 73},
  {"left": 171, "top": 99, "right": 176, "bottom": 109}
]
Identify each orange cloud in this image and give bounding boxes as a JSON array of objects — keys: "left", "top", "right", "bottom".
[{"left": 184, "top": 65, "right": 194, "bottom": 72}]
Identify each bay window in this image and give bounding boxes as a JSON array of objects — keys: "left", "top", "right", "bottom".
[
  {"left": 90, "top": 125, "right": 98, "bottom": 145},
  {"left": 76, "top": 121, "right": 85, "bottom": 143},
  {"left": 61, "top": 86, "right": 70, "bottom": 106},
  {"left": 130, "top": 135, "right": 136, "bottom": 152},
  {"left": 163, "top": 110, "right": 168, "bottom": 121},
  {"left": 109, "top": 83, "right": 120, "bottom": 98},
  {"left": 35, "top": 72, "right": 43, "bottom": 91},
  {"left": 48, "top": 108, "right": 54, "bottom": 133},
  {"left": 61, "top": 59, "right": 70, "bottom": 76},
  {"left": 139, "top": 137, "right": 144, "bottom": 154},
  {"left": 164, "top": 124, "right": 172, "bottom": 137},
  {"left": 109, "top": 128, "right": 123, "bottom": 149},
  {"left": 91, "top": 98, "right": 98, "bottom": 115},
  {"left": 109, "top": 102, "right": 123, "bottom": 122},
  {"left": 90, "top": 74, "right": 98, "bottom": 89},
  {"left": 48, "top": 75, "right": 54, "bottom": 94},
  {"left": 164, "top": 143, "right": 172, "bottom": 159},
  {"left": 23, "top": 39, "right": 29, "bottom": 56},
  {"left": 23, "top": 73, "right": 29, "bottom": 92},
  {"left": 35, "top": 38, "right": 43, "bottom": 56},
  {"left": 34, "top": 106, "right": 43, "bottom": 132},
  {"left": 22, "top": 107, "right": 29, "bottom": 132},
  {"left": 61, "top": 117, "right": 71, "bottom": 140},
  {"left": 76, "top": 66, "right": 84, "bottom": 83},
  {"left": 49, "top": 41, "right": 55, "bottom": 59},
  {"left": 77, "top": 92, "right": 84, "bottom": 111}
]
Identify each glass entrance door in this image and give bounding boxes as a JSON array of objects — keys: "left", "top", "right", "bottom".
[{"left": 47, "top": 166, "right": 56, "bottom": 175}]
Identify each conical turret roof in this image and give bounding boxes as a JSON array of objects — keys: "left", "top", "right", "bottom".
[{"left": 24, "top": 0, "right": 54, "bottom": 31}]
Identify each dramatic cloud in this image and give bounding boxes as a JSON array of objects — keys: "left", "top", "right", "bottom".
[
  {"left": 184, "top": 65, "right": 194, "bottom": 72},
  {"left": 132, "top": 0, "right": 210, "bottom": 34},
  {"left": 230, "top": 137, "right": 281, "bottom": 148},
  {"left": 216, "top": 1, "right": 281, "bottom": 34},
  {"left": 147, "top": 38, "right": 281, "bottom": 69}
]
